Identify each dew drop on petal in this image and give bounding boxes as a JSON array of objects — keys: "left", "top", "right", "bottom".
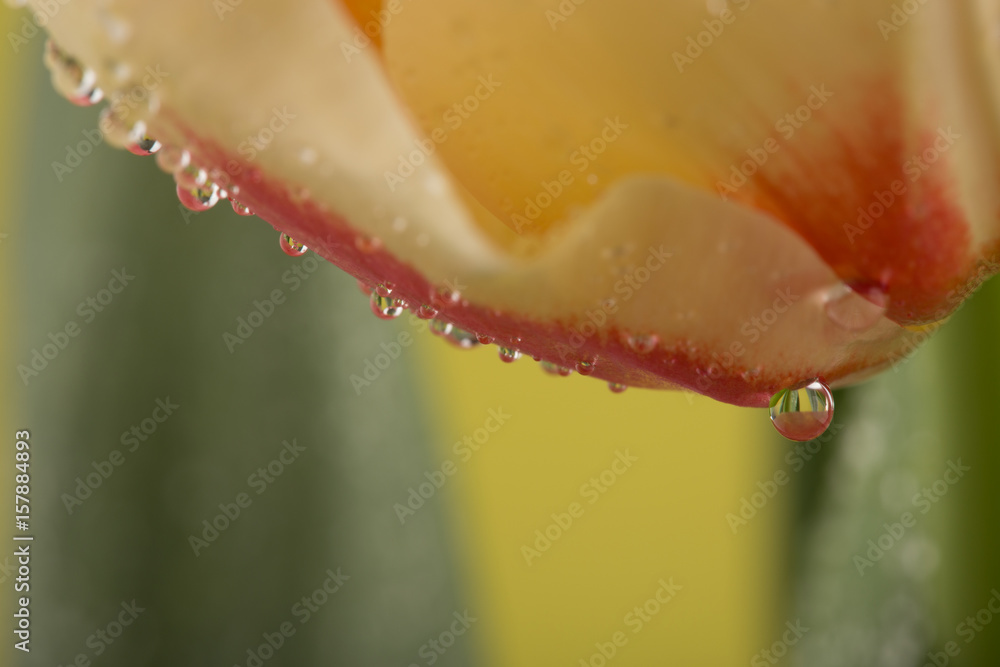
[
  {"left": 97, "top": 107, "right": 132, "bottom": 148},
  {"left": 417, "top": 304, "right": 438, "bottom": 320},
  {"left": 444, "top": 327, "right": 479, "bottom": 350},
  {"left": 355, "top": 235, "right": 382, "bottom": 254},
  {"left": 824, "top": 283, "right": 889, "bottom": 332},
  {"left": 476, "top": 334, "right": 494, "bottom": 345},
  {"left": 125, "top": 121, "right": 161, "bottom": 156},
  {"left": 43, "top": 41, "right": 103, "bottom": 106},
  {"left": 375, "top": 282, "right": 394, "bottom": 298},
  {"left": 176, "top": 182, "right": 220, "bottom": 212},
  {"left": 608, "top": 383, "right": 627, "bottom": 394},
  {"left": 230, "top": 199, "right": 254, "bottom": 216},
  {"left": 576, "top": 360, "right": 596, "bottom": 376},
  {"left": 498, "top": 347, "right": 521, "bottom": 363},
  {"left": 769, "top": 379, "right": 834, "bottom": 442},
  {"left": 175, "top": 163, "right": 208, "bottom": 189},
  {"left": 626, "top": 333, "right": 659, "bottom": 354},
  {"left": 432, "top": 284, "right": 462, "bottom": 309},
  {"left": 370, "top": 293, "right": 404, "bottom": 320},
  {"left": 279, "top": 233, "right": 308, "bottom": 257},
  {"left": 430, "top": 319, "right": 453, "bottom": 337},
  {"left": 540, "top": 361, "right": 572, "bottom": 377},
  {"left": 155, "top": 146, "right": 190, "bottom": 174}
]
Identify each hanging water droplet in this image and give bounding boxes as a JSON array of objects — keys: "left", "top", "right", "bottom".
[
  {"left": 626, "top": 333, "right": 659, "bottom": 354},
  {"left": 175, "top": 163, "right": 208, "bottom": 189},
  {"left": 279, "top": 233, "right": 308, "bottom": 257},
  {"left": 355, "top": 235, "right": 382, "bottom": 254},
  {"left": 43, "top": 41, "right": 103, "bottom": 107},
  {"left": 576, "top": 360, "right": 596, "bottom": 376},
  {"left": 230, "top": 199, "right": 254, "bottom": 216},
  {"left": 498, "top": 347, "right": 521, "bottom": 363},
  {"left": 96, "top": 106, "right": 132, "bottom": 148},
  {"left": 375, "top": 282, "right": 394, "bottom": 298},
  {"left": 176, "top": 182, "right": 219, "bottom": 212},
  {"left": 608, "top": 383, "right": 627, "bottom": 394},
  {"left": 442, "top": 326, "right": 479, "bottom": 349},
  {"left": 155, "top": 146, "right": 190, "bottom": 174},
  {"left": 124, "top": 121, "right": 161, "bottom": 156},
  {"left": 476, "top": 334, "right": 494, "bottom": 345},
  {"left": 540, "top": 361, "right": 572, "bottom": 377},
  {"left": 370, "top": 293, "right": 404, "bottom": 320},
  {"left": 824, "top": 283, "right": 888, "bottom": 332},
  {"left": 430, "top": 319, "right": 453, "bottom": 337},
  {"left": 415, "top": 304, "right": 437, "bottom": 320},
  {"left": 769, "top": 379, "right": 834, "bottom": 442}
]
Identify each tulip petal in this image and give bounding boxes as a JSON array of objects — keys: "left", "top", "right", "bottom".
[
  {"left": 379, "top": 0, "right": 1000, "bottom": 325},
  {"left": 25, "top": 0, "right": 1000, "bottom": 405}
]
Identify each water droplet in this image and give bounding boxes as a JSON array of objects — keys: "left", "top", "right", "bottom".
[
  {"left": 375, "top": 282, "right": 394, "bottom": 298},
  {"left": 432, "top": 284, "right": 461, "bottom": 309},
  {"left": 176, "top": 182, "right": 220, "bottom": 211},
  {"left": 96, "top": 107, "right": 132, "bottom": 148},
  {"left": 444, "top": 326, "right": 479, "bottom": 349},
  {"left": 43, "top": 41, "right": 103, "bottom": 107},
  {"left": 355, "top": 235, "right": 382, "bottom": 254},
  {"left": 769, "top": 379, "right": 834, "bottom": 442},
  {"left": 576, "top": 360, "right": 596, "bottom": 376},
  {"left": 155, "top": 146, "right": 190, "bottom": 173},
  {"left": 540, "top": 361, "right": 572, "bottom": 377},
  {"left": 626, "top": 333, "right": 659, "bottom": 354},
  {"left": 279, "top": 233, "right": 308, "bottom": 257},
  {"left": 125, "top": 121, "right": 161, "bottom": 156},
  {"left": 608, "top": 383, "right": 627, "bottom": 394},
  {"left": 175, "top": 163, "right": 208, "bottom": 189},
  {"left": 230, "top": 199, "right": 254, "bottom": 216},
  {"left": 370, "top": 293, "right": 404, "bottom": 320},
  {"left": 289, "top": 185, "right": 311, "bottom": 204},
  {"left": 407, "top": 305, "right": 432, "bottom": 322},
  {"left": 824, "top": 283, "right": 888, "bottom": 332},
  {"left": 430, "top": 319, "right": 453, "bottom": 336},
  {"left": 476, "top": 334, "right": 494, "bottom": 345},
  {"left": 498, "top": 347, "right": 521, "bottom": 363}
]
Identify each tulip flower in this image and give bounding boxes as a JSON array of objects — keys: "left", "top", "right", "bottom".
[{"left": 17, "top": 0, "right": 1000, "bottom": 438}]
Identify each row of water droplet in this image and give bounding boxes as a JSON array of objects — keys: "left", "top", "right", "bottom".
[
  {"left": 37, "top": 38, "right": 837, "bottom": 441},
  {"left": 362, "top": 272, "right": 837, "bottom": 438},
  {"left": 41, "top": 38, "right": 257, "bottom": 218}
]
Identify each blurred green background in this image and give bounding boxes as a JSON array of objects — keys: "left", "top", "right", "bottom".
[{"left": 2, "top": 10, "right": 1000, "bottom": 666}]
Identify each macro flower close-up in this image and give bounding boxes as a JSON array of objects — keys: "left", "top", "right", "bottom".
[{"left": 3, "top": 0, "right": 1000, "bottom": 665}]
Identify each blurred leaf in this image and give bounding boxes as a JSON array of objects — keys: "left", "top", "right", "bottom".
[{"left": 14, "top": 43, "right": 477, "bottom": 666}]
